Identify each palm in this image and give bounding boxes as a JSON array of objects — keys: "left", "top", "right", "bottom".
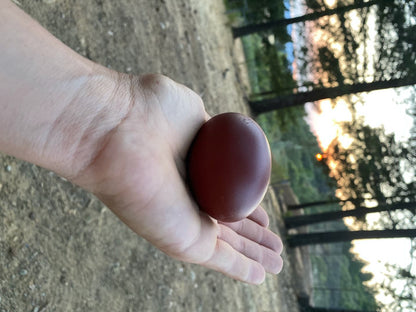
[{"left": 77, "top": 75, "right": 283, "bottom": 284}]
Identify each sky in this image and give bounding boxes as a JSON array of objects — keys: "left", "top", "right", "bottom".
[
  {"left": 305, "top": 88, "right": 414, "bottom": 151},
  {"left": 288, "top": 0, "right": 415, "bottom": 307}
]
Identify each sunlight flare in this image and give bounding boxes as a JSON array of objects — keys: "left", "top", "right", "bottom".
[{"left": 324, "top": 0, "right": 336, "bottom": 8}]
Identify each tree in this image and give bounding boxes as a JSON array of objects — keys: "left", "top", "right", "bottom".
[
  {"left": 287, "top": 198, "right": 343, "bottom": 210},
  {"left": 232, "top": 0, "right": 386, "bottom": 38},
  {"left": 323, "top": 120, "right": 416, "bottom": 231},
  {"left": 372, "top": 1, "right": 416, "bottom": 81},
  {"left": 287, "top": 193, "right": 416, "bottom": 210},
  {"left": 334, "top": 125, "right": 415, "bottom": 189},
  {"left": 250, "top": 0, "right": 415, "bottom": 104},
  {"left": 368, "top": 240, "right": 416, "bottom": 311},
  {"left": 249, "top": 36, "right": 297, "bottom": 97},
  {"left": 284, "top": 202, "right": 416, "bottom": 228},
  {"left": 227, "top": 0, "right": 291, "bottom": 42},
  {"left": 248, "top": 75, "right": 416, "bottom": 114},
  {"left": 298, "top": 295, "right": 379, "bottom": 312},
  {"left": 409, "top": 88, "right": 416, "bottom": 147},
  {"left": 287, "top": 229, "right": 416, "bottom": 247}
]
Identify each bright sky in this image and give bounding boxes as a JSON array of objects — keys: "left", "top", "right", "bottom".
[
  {"left": 305, "top": 88, "right": 414, "bottom": 151},
  {"left": 291, "top": 0, "right": 416, "bottom": 307},
  {"left": 351, "top": 237, "right": 414, "bottom": 306},
  {"left": 357, "top": 89, "right": 414, "bottom": 141}
]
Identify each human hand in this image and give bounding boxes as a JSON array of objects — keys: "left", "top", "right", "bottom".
[
  {"left": 71, "top": 74, "right": 284, "bottom": 284},
  {"left": 0, "top": 0, "right": 282, "bottom": 284}
]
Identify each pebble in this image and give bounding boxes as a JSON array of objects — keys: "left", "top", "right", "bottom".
[
  {"left": 190, "top": 270, "right": 196, "bottom": 281},
  {"left": 107, "top": 30, "right": 114, "bottom": 36},
  {"left": 33, "top": 307, "right": 39, "bottom": 312},
  {"left": 20, "top": 269, "right": 28, "bottom": 276},
  {"left": 5, "top": 165, "right": 11, "bottom": 172},
  {"left": 111, "top": 262, "right": 120, "bottom": 272}
]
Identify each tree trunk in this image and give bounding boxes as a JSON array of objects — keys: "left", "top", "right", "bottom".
[
  {"left": 249, "top": 76, "right": 416, "bottom": 114},
  {"left": 306, "top": 308, "right": 378, "bottom": 312},
  {"left": 285, "top": 202, "right": 416, "bottom": 228},
  {"left": 232, "top": 0, "right": 384, "bottom": 38},
  {"left": 298, "top": 295, "right": 378, "bottom": 312},
  {"left": 288, "top": 229, "right": 416, "bottom": 247},
  {"left": 251, "top": 90, "right": 278, "bottom": 98},
  {"left": 288, "top": 199, "right": 342, "bottom": 210},
  {"left": 289, "top": 194, "right": 416, "bottom": 210}
]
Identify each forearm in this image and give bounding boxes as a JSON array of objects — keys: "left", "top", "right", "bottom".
[{"left": 0, "top": 0, "right": 130, "bottom": 178}]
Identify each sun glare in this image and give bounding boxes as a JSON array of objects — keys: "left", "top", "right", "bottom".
[
  {"left": 328, "top": 159, "right": 337, "bottom": 171},
  {"left": 305, "top": 99, "right": 352, "bottom": 151},
  {"left": 337, "top": 134, "right": 353, "bottom": 149},
  {"left": 316, "top": 153, "right": 323, "bottom": 161},
  {"left": 324, "top": 0, "right": 336, "bottom": 8}
]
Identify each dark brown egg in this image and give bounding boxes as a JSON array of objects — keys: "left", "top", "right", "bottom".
[{"left": 187, "top": 112, "right": 271, "bottom": 222}]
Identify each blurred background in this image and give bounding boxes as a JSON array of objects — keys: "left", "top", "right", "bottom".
[{"left": 225, "top": 0, "right": 416, "bottom": 311}]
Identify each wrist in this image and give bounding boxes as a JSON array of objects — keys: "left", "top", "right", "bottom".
[
  {"left": 0, "top": 0, "right": 134, "bottom": 180},
  {"left": 43, "top": 67, "right": 134, "bottom": 180}
]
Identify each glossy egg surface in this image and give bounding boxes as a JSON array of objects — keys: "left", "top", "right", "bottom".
[{"left": 187, "top": 112, "right": 271, "bottom": 222}]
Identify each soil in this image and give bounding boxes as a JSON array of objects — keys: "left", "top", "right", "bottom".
[{"left": 0, "top": 0, "right": 311, "bottom": 311}]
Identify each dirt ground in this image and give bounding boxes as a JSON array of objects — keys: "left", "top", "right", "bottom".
[{"left": 0, "top": 0, "right": 310, "bottom": 311}]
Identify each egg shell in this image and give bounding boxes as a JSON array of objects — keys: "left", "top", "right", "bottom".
[{"left": 187, "top": 112, "right": 271, "bottom": 222}]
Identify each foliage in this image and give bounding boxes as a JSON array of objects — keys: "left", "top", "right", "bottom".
[
  {"left": 326, "top": 116, "right": 416, "bottom": 229},
  {"left": 240, "top": 34, "right": 295, "bottom": 99},
  {"left": 379, "top": 248, "right": 416, "bottom": 312},
  {"left": 257, "top": 107, "right": 335, "bottom": 203},
  {"left": 224, "top": 0, "right": 291, "bottom": 42},
  {"left": 373, "top": 1, "right": 416, "bottom": 80},
  {"left": 410, "top": 88, "right": 416, "bottom": 149},
  {"left": 255, "top": 102, "right": 378, "bottom": 311},
  {"left": 228, "top": 0, "right": 416, "bottom": 310},
  {"left": 252, "top": 36, "right": 297, "bottom": 98},
  {"left": 224, "top": 0, "right": 295, "bottom": 98},
  {"left": 309, "top": 234, "right": 379, "bottom": 310}
]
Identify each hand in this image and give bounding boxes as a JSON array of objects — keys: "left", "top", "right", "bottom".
[
  {"left": 72, "top": 74, "right": 283, "bottom": 284},
  {"left": 0, "top": 1, "right": 282, "bottom": 284}
]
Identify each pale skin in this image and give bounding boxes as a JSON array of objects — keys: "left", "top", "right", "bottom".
[{"left": 0, "top": 0, "right": 283, "bottom": 284}]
